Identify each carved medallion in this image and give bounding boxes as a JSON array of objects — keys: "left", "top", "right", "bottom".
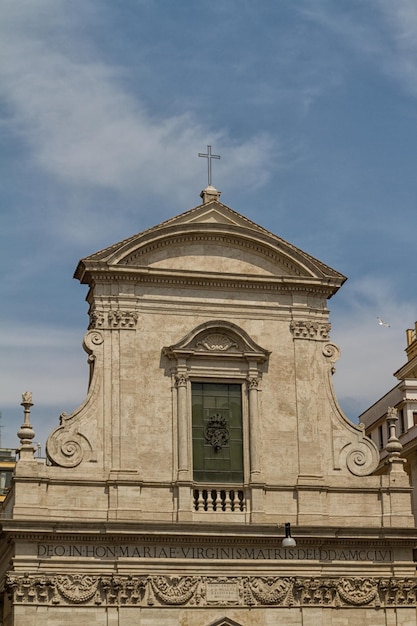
[{"left": 205, "top": 414, "right": 229, "bottom": 451}]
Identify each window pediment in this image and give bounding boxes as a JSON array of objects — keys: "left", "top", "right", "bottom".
[
  {"left": 163, "top": 320, "right": 270, "bottom": 363},
  {"left": 209, "top": 617, "right": 242, "bottom": 626}
]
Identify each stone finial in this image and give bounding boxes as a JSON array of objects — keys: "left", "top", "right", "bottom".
[
  {"left": 200, "top": 185, "right": 221, "bottom": 204},
  {"left": 17, "top": 391, "right": 36, "bottom": 461},
  {"left": 385, "top": 407, "right": 406, "bottom": 474}
]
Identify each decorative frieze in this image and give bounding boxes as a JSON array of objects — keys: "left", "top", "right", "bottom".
[
  {"left": 88, "top": 310, "right": 138, "bottom": 329},
  {"left": 290, "top": 320, "right": 331, "bottom": 340},
  {"left": 6, "top": 574, "right": 417, "bottom": 608}
]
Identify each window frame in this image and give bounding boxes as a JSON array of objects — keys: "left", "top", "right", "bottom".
[{"left": 163, "top": 321, "right": 269, "bottom": 488}]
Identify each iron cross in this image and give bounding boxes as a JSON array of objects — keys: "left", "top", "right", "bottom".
[{"left": 198, "top": 145, "right": 220, "bottom": 186}]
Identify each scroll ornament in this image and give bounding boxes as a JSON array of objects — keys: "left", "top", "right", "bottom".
[
  {"left": 6, "top": 574, "right": 417, "bottom": 608},
  {"left": 46, "top": 428, "right": 92, "bottom": 467},
  {"left": 340, "top": 436, "right": 379, "bottom": 477}
]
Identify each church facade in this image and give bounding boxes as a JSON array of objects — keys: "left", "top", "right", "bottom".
[{"left": 1, "top": 186, "right": 416, "bottom": 625}]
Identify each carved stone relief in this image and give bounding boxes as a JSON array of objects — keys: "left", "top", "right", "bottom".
[
  {"left": 6, "top": 574, "right": 417, "bottom": 608},
  {"left": 204, "top": 414, "right": 230, "bottom": 451},
  {"left": 89, "top": 310, "right": 138, "bottom": 329},
  {"left": 290, "top": 321, "right": 331, "bottom": 340},
  {"left": 196, "top": 333, "right": 239, "bottom": 352}
]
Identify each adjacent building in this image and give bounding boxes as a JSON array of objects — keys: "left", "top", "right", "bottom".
[
  {"left": 0, "top": 450, "right": 16, "bottom": 505},
  {"left": 361, "top": 322, "right": 417, "bottom": 520},
  {"left": 1, "top": 187, "right": 416, "bottom": 625}
]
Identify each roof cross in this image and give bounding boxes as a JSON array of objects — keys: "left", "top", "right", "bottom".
[{"left": 198, "top": 145, "right": 220, "bottom": 187}]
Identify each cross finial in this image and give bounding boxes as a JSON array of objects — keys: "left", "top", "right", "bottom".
[{"left": 198, "top": 145, "right": 220, "bottom": 187}]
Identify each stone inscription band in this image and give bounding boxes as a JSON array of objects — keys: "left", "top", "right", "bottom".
[
  {"left": 6, "top": 574, "right": 417, "bottom": 608},
  {"left": 37, "top": 543, "right": 392, "bottom": 562}
]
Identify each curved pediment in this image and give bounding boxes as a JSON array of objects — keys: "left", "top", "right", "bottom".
[
  {"left": 75, "top": 200, "right": 346, "bottom": 290},
  {"left": 121, "top": 231, "right": 301, "bottom": 277},
  {"left": 163, "top": 320, "right": 270, "bottom": 362}
]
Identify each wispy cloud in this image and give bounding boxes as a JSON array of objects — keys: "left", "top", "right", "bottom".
[
  {"left": 0, "top": 0, "right": 275, "bottom": 211},
  {"left": 301, "top": 0, "right": 417, "bottom": 98},
  {"left": 331, "top": 274, "right": 416, "bottom": 419}
]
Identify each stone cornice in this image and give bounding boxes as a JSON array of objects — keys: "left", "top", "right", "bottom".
[
  {"left": 1, "top": 520, "right": 417, "bottom": 543},
  {"left": 79, "top": 266, "right": 342, "bottom": 298},
  {"left": 75, "top": 219, "right": 346, "bottom": 282}
]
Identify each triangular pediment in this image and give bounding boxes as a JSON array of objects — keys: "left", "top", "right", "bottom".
[
  {"left": 74, "top": 198, "right": 346, "bottom": 294},
  {"left": 161, "top": 199, "right": 271, "bottom": 233}
]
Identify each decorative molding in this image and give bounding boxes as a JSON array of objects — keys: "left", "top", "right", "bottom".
[
  {"left": 290, "top": 321, "right": 331, "bottom": 340},
  {"left": 88, "top": 310, "right": 138, "bottom": 329},
  {"left": 6, "top": 574, "right": 417, "bottom": 608}
]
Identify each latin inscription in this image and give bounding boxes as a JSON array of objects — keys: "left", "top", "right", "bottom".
[
  {"left": 206, "top": 582, "right": 239, "bottom": 602},
  {"left": 37, "top": 544, "right": 393, "bottom": 562}
]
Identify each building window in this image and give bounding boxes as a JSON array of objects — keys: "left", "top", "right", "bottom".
[
  {"left": 399, "top": 408, "right": 406, "bottom": 435},
  {"left": 0, "top": 470, "right": 13, "bottom": 496},
  {"left": 163, "top": 320, "right": 269, "bottom": 491},
  {"left": 378, "top": 425, "right": 384, "bottom": 450},
  {"left": 192, "top": 382, "right": 243, "bottom": 483},
  {"left": 413, "top": 412, "right": 417, "bottom": 427}
]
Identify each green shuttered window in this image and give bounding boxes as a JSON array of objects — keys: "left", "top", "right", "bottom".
[{"left": 192, "top": 382, "right": 243, "bottom": 483}]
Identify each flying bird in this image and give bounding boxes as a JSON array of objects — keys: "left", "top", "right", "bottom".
[{"left": 377, "top": 316, "right": 390, "bottom": 327}]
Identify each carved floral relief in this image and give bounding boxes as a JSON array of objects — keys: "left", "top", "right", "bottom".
[
  {"left": 290, "top": 321, "right": 331, "bottom": 340},
  {"left": 6, "top": 573, "right": 417, "bottom": 608},
  {"left": 88, "top": 310, "right": 138, "bottom": 329}
]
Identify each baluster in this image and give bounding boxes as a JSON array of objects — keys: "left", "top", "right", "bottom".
[
  {"left": 230, "top": 489, "right": 237, "bottom": 511},
  {"left": 197, "top": 489, "right": 205, "bottom": 511},
  {"left": 238, "top": 490, "right": 245, "bottom": 511}
]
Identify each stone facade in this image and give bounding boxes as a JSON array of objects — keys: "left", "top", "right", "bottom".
[{"left": 1, "top": 188, "right": 416, "bottom": 625}]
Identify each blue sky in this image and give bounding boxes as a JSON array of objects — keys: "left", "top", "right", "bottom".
[{"left": 1, "top": 0, "right": 417, "bottom": 451}]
